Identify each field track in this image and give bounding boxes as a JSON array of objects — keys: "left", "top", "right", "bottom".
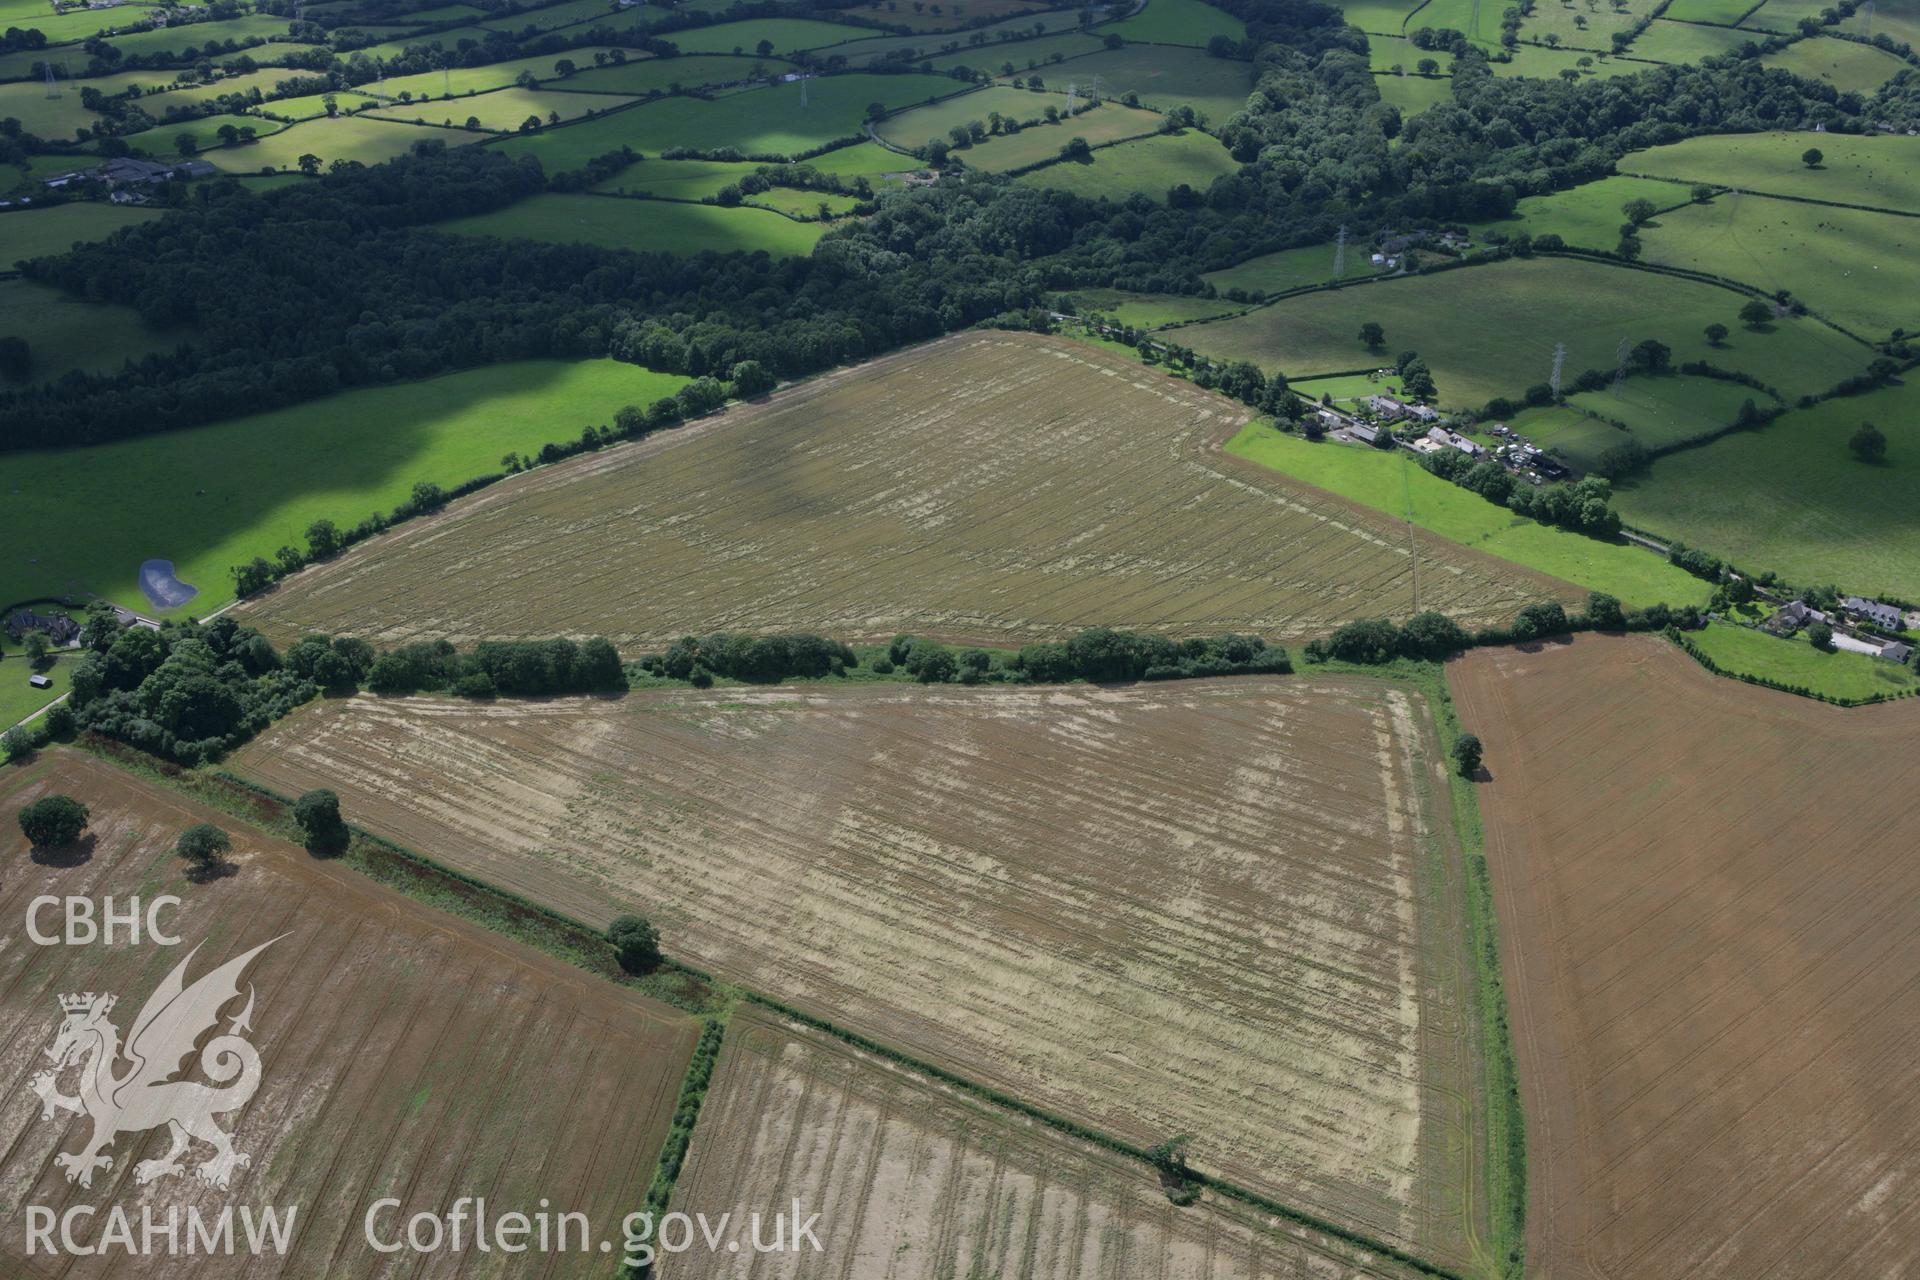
[
  {"left": 235, "top": 332, "right": 1576, "bottom": 650},
  {"left": 234, "top": 676, "right": 1493, "bottom": 1264},
  {"left": 1449, "top": 636, "right": 1920, "bottom": 1279},
  {"left": 0, "top": 751, "right": 697, "bottom": 1279},
  {"left": 666, "top": 1004, "right": 1442, "bottom": 1280}
]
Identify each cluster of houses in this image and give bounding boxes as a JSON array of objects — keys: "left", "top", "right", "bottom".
[
  {"left": 1773, "top": 597, "right": 1915, "bottom": 664},
  {"left": 1328, "top": 391, "right": 1572, "bottom": 484},
  {"left": 4, "top": 609, "right": 81, "bottom": 648},
  {"left": 40, "top": 157, "right": 219, "bottom": 203}
]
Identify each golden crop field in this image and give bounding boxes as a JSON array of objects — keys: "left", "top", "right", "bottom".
[
  {"left": 237, "top": 333, "right": 1572, "bottom": 650},
  {"left": 0, "top": 751, "right": 698, "bottom": 1279},
  {"left": 666, "top": 1005, "right": 1442, "bottom": 1280},
  {"left": 234, "top": 676, "right": 1492, "bottom": 1265}
]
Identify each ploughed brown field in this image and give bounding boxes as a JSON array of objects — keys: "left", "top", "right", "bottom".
[
  {"left": 1448, "top": 635, "right": 1920, "bottom": 1279},
  {"left": 0, "top": 751, "right": 697, "bottom": 1279},
  {"left": 665, "top": 1004, "right": 1438, "bottom": 1280},
  {"left": 235, "top": 332, "right": 1570, "bottom": 650},
  {"left": 233, "top": 677, "right": 1495, "bottom": 1266}
]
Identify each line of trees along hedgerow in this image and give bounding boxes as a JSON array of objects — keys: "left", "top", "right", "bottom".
[{"left": 0, "top": 0, "right": 1900, "bottom": 451}]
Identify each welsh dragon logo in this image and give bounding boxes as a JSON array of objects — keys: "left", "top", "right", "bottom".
[{"left": 29, "top": 938, "right": 278, "bottom": 1191}]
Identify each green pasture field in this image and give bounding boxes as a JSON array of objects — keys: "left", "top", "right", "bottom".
[
  {"left": 1177, "top": 256, "right": 1864, "bottom": 408},
  {"left": 1838, "top": 0, "right": 1920, "bottom": 46},
  {"left": 439, "top": 191, "right": 828, "bottom": 256},
  {"left": 874, "top": 83, "right": 1061, "bottom": 147},
  {"left": 1661, "top": 0, "right": 1762, "bottom": 20},
  {"left": 258, "top": 91, "right": 377, "bottom": 121},
  {"left": 1488, "top": 43, "right": 1649, "bottom": 76},
  {"left": 0, "top": 359, "right": 689, "bottom": 618},
  {"left": 1564, "top": 375, "right": 1763, "bottom": 448},
  {"left": 133, "top": 67, "right": 302, "bottom": 112},
  {"left": 485, "top": 0, "right": 641, "bottom": 33},
  {"left": 1063, "top": 288, "right": 1247, "bottom": 327},
  {"left": 1638, "top": 191, "right": 1918, "bottom": 336},
  {"left": 368, "top": 85, "right": 636, "bottom": 131},
  {"left": 1468, "top": 173, "right": 1698, "bottom": 250},
  {"left": 1014, "top": 129, "right": 1236, "bottom": 199},
  {"left": 1500, "top": 375, "right": 1757, "bottom": 470},
  {"left": 3, "top": 2, "right": 162, "bottom": 44},
  {"left": 1019, "top": 44, "right": 1257, "bottom": 123},
  {"left": 1372, "top": 70, "right": 1454, "bottom": 114},
  {"left": 552, "top": 53, "right": 792, "bottom": 96},
  {"left": 387, "top": 1, "right": 488, "bottom": 22},
  {"left": 1620, "top": 130, "right": 1920, "bottom": 208},
  {"left": 133, "top": 112, "right": 287, "bottom": 153},
  {"left": 0, "top": 203, "right": 156, "bottom": 267},
  {"left": 1612, "top": 381, "right": 1920, "bottom": 600},
  {"left": 1334, "top": 0, "right": 1426, "bottom": 33},
  {"left": 232, "top": 172, "right": 311, "bottom": 193},
  {"left": 830, "top": 11, "right": 1097, "bottom": 64},
  {"left": 203, "top": 114, "right": 487, "bottom": 171},
  {"left": 1517, "top": 0, "right": 1644, "bottom": 49},
  {"left": 1686, "top": 620, "right": 1920, "bottom": 700},
  {"left": 1759, "top": 34, "right": 1905, "bottom": 91},
  {"left": 1290, "top": 370, "right": 1406, "bottom": 408},
  {"left": 1626, "top": 17, "right": 1761, "bottom": 62},
  {"left": 1225, "top": 421, "right": 1712, "bottom": 606},
  {"left": 952, "top": 99, "right": 1165, "bottom": 170},
  {"left": 1202, "top": 241, "right": 1390, "bottom": 296},
  {"left": 1107, "top": 0, "right": 1246, "bottom": 46},
  {"left": 94, "top": 14, "right": 308, "bottom": 60},
  {"left": 1409, "top": 0, "right": 1505, "bottom": 45},
  {"left": 586, "top": 159, "right": 861, "bottom": 215},
  {"left": 0, "top": 278, "right": 191, "bottom": 386},
  {"left": 0, "top": 655, "right": 73, "bottom": 741},
  {"left": 1741, "top": 0, "right": 1849, "bottom": 30},
  {"left": 592, "top": 145, "right": 912, "bottom": 200},
  {"left": 925, "top": 31, "right": 1108, "bottom": 73},
  {"left": 0, "top": 78, "right": 102, "bottom": 141},
  {"left": 500, "top": 73, "right": 957, "bottom": 170},
  {"left": 662, "top": 18, "right": 874, "bottom": 54},
  {"left": 359, "top": 47, "right": 637, "bottom": 99},
  {"left": 354, "top": 24, "right": 509, "bottom": 60},
  {"left": 785, "top": 138, "right": 919, "bottom": 177},
  {"left": 1367, "top": 35, "right": 1456, "bottom": 73},
  {"left": 593, "top": 155, "right": 769, "bottom": 198}
]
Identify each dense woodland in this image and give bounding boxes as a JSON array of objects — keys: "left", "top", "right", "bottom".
[{"left": 0, "top": 0, "right": 1879, "bottom": 451}]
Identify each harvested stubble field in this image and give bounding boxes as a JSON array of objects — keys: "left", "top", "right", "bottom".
[
  {"left": 0, "top": 751, "right": 698, "bottom": 1279},
  {"left": 667, "top": 1005, "right": 1442, "bottom": 1280},
  {"left": 1448, "top": 635, "right": 1920, "bottom": 1279},
  {"left": 235, "top": 676, "right": 1493, "bottom": 1265},
  {"left": 237, "top": 333, "right": 1569, "bottom": 650}
]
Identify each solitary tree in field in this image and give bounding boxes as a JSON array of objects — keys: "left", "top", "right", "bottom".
[
  {"left": 1417, "top": 56, "right": 1440, "bottom": 75},
  {"left": 175, "top": 823, "right": 231, "bottom": 872},
  {"left": 1691, "top": 183, "right": 1714, "bottom": 203},
  {"left": 297, "top": 153, "right": 321, "bottom": 176},
  {"left": 1850, "top": 421, "right": 1888, "bottom": 463},
  {"left": 1358, "top": 320, "right": 1386, "bottom": 349},
  {"left": 1802, "top": 146, "right": 1824, "bottom": 168},
  {"left": 609, "top": 914, "right": 661, "bottom": 973},
  {"left": 1739, "top": 298, "right": 1773, "bottom": 328},
  {"left": 174, "top": 133, "right": 196, "bottom": 157},
  {"left": 292, "top": 789, "right": 348, "bottom": 854},
  {"left": 19, "top": 795, "right": 88, "bottom": 848},
  {"left": 1451, "top": 734, "right": 1483, "bottom": 779},
  {"left": 1704, "top": 322, "right": 1729, "bottom": 346},
  {"left": 1621, "top": 196, "right": 1656, "bottom": 226}
]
